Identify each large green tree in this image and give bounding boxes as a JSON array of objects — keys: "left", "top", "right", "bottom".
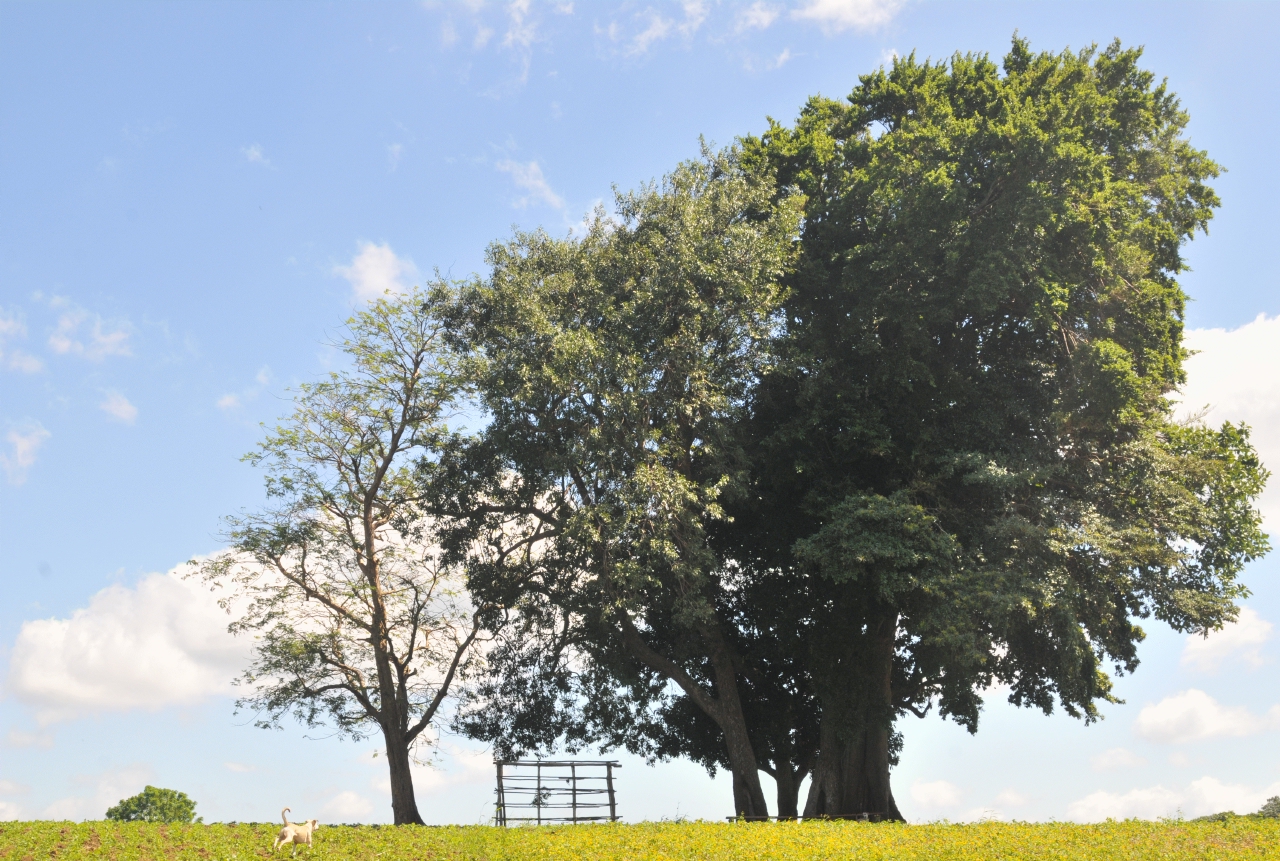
[
  {"left": 427, "top": 148, "right": 802, "bottom": 818},
  {"left": 721, "top": 38, "right": 1270, "bottom": 818}
]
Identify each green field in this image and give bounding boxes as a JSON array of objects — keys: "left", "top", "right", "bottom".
[{"left": 2, "top": 820, "right": 1278, "bottom": 860}]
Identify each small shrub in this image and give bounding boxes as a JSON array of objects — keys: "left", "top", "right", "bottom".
[{"left": 105, "top": 786, "right": 202, "bottom": 823}]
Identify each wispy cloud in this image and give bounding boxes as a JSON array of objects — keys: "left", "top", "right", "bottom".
[
  {"left": 607, "top": 2, "right": 709, "bottom": 56},
  {"left": 503, "top": 0, "right": 536, "bottom": 50},
  {"left": 387, "top": 143, "right": 404, "bottom": 172},
  {"left": 792, "top": 0, "right": 905, "bottom": 33},
  {"left": 1090, "top": 747, "right": 1146, "bottom": 772},
  {"left": 99, "top": 391, "right": 138, "bottom": 425},
  {"left": 45, "top": 300, "right": 131, "bottom": 361},
  {"left": 0, "top": 309, "right": 43, "bottom": 373},
  {"left": 677, "top": 1, "right": 708, "bottom": 36},
  {"left": 630, "top": 11, "right": 674, "bottom": 55},
  {"left": 335, "top": 242, "right": 418, "bottom": 302},
  {"left": 737, "top": 2, "right": 779, "bottom": 31},
  {"left": 496, "top": 159, "right": 564, "bottom": 208},
  {"left": 216, "top": 366, "right": 271, "bottom": 412},
  {"left": 1, "top": 422, "right": 51, "bottom": 485},
  {"left": 241, "top": 144, "right": 272, "bottom": 167}
]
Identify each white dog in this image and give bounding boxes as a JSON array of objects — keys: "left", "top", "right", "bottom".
[{"left": 273, "top": 808, "right": 318, "bottom": 854}]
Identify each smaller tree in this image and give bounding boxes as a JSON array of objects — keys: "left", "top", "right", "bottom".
[
  {"left": 194, "top": 289, "right": 483, "bottom": 825},
  {"left": 105, "top": 786, "right": 201, "bottom": 823},
  {"left": 1259, "top": 797, "right": 1280, "bottom": 819}
]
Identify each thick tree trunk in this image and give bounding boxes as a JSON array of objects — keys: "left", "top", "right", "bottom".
[
  {"left": 802, "top": 612, "right": 903, "bottom": 821},
  {"left": 801, "top": 717, "right": 903, "bottom": 820},
  {"left": 383, "top": 726, "right": 426, "bottom": 825},
  {"left": 773, "top": 762, "right": 801, "bottom": 819}
]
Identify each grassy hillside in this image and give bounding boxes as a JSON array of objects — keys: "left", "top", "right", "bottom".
[{"left": 3, "top": 819, "right": 1279, "bottom": 860}]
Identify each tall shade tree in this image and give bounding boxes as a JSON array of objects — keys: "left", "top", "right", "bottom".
[
  {"left": 726, "top": 38, "right": 1270, "bottom": 819},
  {"left": 429, "top": 148, "right": 803, "bottom": 818},
  {"left": 194, "top": 291, "right": 482, "bottom": 825}
]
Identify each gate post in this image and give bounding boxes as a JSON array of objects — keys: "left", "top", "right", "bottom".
[{"left": 606, "top": 762, "right": 617, "bottom": 822}]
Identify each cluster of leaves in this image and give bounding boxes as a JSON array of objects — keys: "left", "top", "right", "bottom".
[
  {"left": 104, "top": 786, "right": 201, "bottom": 824},
  {"left": 3, "top": 820, "right": 1278, "bottom": 860}
]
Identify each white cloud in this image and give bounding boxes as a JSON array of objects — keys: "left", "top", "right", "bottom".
[
  {"left": 495, "top": 159, "right": 564, "bottom": 209},
  {"left": 1133, "top": 689, "right": 1280, "bottom": 744},
  {"left": 387, "top": 143, "right": 403, "bottom": 171},
  {"left": 242, "top": 144, "right": 272, "bottom": 167},
  {"left": 0, "top": 312, "right": 22, "bottom": 340},
  {"left": 678, "top": 1, "right": 708, "bottom": 36},
  {"left": 629, "top": 11, "right": 673, "bottom": 55},
  {"left": 6, "top": 350, "right": 42, "bottom": 373},
  {"left": 335, "top": 241, "right": 418, "bottom": 302},
  {"left": 0, "top": 801, "right": 23, "bottom": 821},
  {"left": 772, "top": 48, "right": 792, "bottom": 68},
  {"left": 0, "top": 781, "right": 28, "bottom": 796},
  {"left": 47, "top": 303, "right": 131, "bottom": 361},
  {"left": 1068, "top": 776, "right": 1280, "bottom": 821},
  {"left": 224, "top": 762, "right": 257, "bottom": 773},
  {"left": 0, "top": 309, "right": 43, "bottom": 372},
  {"left": 1182, "top": 607, "right": 1272, "bottom": 673},
  {"left": 5, "top": 563, "right": 249, "bottom": 724},
  {"left": 911, "top": 779, "right": 961, "bottom": 808},
  {"left": 2, "top": 421, "right": 51, "bottom": 485},
  {"left": 6, "top": 729, "right": 54, "bottom": 749},
  {"left": 994, "top": 789, "right": 1028, "bottom": 807},
  {"left": 99, "top": 390, "right": 138, "bottom": 424},
  {"left": 216, "top": 393, "right": 241, "bottom": 410},
  {"left": 791, "top": 0, "right": 904, "bottom": 33},
  {"left": 503, "top": 0, "right": 535, "bottom": 50},
  {"left": 1180, "top": 314, "right": 1280, "bottom": 527},
  {"left": 474, "top": 26, "right": 494, "bottom": 49},
  {"left": 323, "top": 790, "right": 375, "bottom": 820},
  {"left": 1090, "top": 747, "right": 1147, "bottom": 772},
  {"left": 43, "top": 765, "right": 153, "bottom": 822},
  {"left": 737, "top": 2, "right": 779, "bottom": 30}
]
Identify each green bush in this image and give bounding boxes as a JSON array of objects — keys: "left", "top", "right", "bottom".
[
  {"left": 104, "top": 785, "right": 202, "bottom": 823},
  {"left": 1259, "top": 796, "right": 1280, "bottom": 819}
]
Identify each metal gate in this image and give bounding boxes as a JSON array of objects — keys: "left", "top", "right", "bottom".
[{"left": 494, "top": 760, "right": 620, "bottom": 825}]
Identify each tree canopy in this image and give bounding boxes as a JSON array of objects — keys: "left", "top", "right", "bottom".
[
  {"left": 194, "top": 291, "right": 484, "bottom": 825},
  {"left": 105, "top": 786, "right": 201, "bottom": 824},
  {"left": 721, "top": 36, "right": 1269, "bottom": 817},
  {"left": 442, "top": 37, "right": 1268, "bottom": 821}
]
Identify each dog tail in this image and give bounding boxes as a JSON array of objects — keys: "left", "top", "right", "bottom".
[{"left": 281, "top": 807, "right": 291, "bottom": 825}]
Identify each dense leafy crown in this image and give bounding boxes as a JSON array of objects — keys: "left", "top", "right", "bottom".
[
  {"left": 105, "top": 786, "right": 201, "bottom": 824},
  {"left": 729, "top": 37, "right": 1268, "bottom": 730}
]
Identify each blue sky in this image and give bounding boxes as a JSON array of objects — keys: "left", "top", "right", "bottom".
[{"left": 1, "top": 0, "right": 1279, "bottom": 825}]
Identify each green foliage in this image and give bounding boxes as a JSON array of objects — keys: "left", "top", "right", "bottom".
[
  {"left": 192, "top": 289, "right": 482, "bottom": 824},
  {"left": 437, "top": 38, "right": 1269, "bottom": 819},
  {"left": 104, "top": 786, "right": 201, "bottom": 824},
  {"left": 430, "top": 145, "right": 801, "bottom": 813},
  {"left": 729, "top": 35, "right": 1269, "bottom": 751},
  {"left": 3, "top": 820, "right": 1279, "bottom": 860},
  {"left": 1259, "top": 797, "right": 1280, "bottom": 819}
]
